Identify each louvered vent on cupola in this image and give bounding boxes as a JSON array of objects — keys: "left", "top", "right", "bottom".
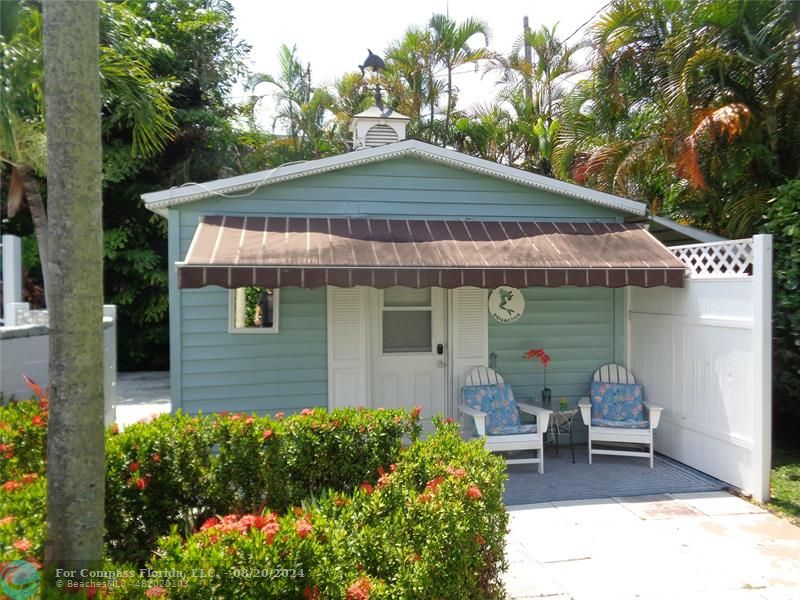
[{"left": 350, "top": 106, "right": 410, "bottom": 150}]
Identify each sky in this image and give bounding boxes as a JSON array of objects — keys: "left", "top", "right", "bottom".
[{"left": 230, "top": 0, "right": 610, "bottom": 130}]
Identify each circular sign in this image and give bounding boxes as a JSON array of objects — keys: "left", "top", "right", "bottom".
[{"left": 488, "top": 286, "right": 525, "bottom": 323}]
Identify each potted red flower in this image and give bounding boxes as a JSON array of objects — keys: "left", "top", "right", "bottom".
[{"left": 523, "top": 348, "right": 552, "bottom": 404}]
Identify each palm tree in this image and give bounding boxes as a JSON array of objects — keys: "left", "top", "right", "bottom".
[
  {"left": 556, "top": 0, "right": 800, "bottom": 236},
  {"left": 248, "top": 45, "right": 336, "bottom": 158},
  {"left": 41, "top": 0, "right": 104, "bottom": 579},
  {"left": 0, "top": 0, "right": 176, "bottom": 307},
  {"left": 428, "top": 14, "right": 490, "bottom": 146}
]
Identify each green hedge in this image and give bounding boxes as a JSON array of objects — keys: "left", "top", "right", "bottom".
[
  {"left": 105, "top": 408, "right": 419, "bottom": 564},
  {"left": 104, "top": 419, "right": 508, "bottom": 600},
  {"left": 763, "top": 180, "right": 800, "bottom": 426},
  {"left": 2, "top": 401, "right": 509, "bottom": 598}
]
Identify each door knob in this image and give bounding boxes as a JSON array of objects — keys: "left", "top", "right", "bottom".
[{"left": 436, "top": 360, "right": 445, "bottom": 368}]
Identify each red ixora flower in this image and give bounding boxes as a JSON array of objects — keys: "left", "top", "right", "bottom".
[
  {"left": 135, "top": 476, "right": 150, "bottom": 490},
  {"left": 128, "top": 462, "right": 140, "bottom": 473},
  {"left": 12, "top": 538, "right": 32, "bottom": 552},
  {"left": 476, "top": 534, "right": 485, "bottom": 545},
  {"left": 145, "top": 587, "right": 166, "bottom": 598},
  {"left": 200, "top": 516, "right": 219, "bottom": 531},
  {"left": 410, "top": 406, "right": 422, "bottom": 419},
  {"left": 20, "top": 473, "right": 38, "bottom": 484},
  {"left": 262, "top": 429, "right": 273, "bottom": 439},
  {"left": 151, "top": 453, "right": 161, "bottom": 463},
  {"left": 346, "top": 577, "right": 372, "bottom": 600},
  {"left": 446, "top": 466, "right": 467, "bottom": 478},
  {"left": 31, "top": 414, "right": 45, "bottom": 428},
  {"left": 2, "top": 481, "right": 22, "bottom": 492},
  {"left": 244, "top": 416, "right": 255, "bottom": 425},
  {"left": 466, "top": 485, "right": 483, "bottom": 500},
  {"left": 300, "top": 408, "right": 313, "bottom": 416},
  {"left": 303, "top": 586, "right": 321, "bottom": 600},
  {"left": 0, "top": 515, "right": 15, "bottom": 526},
  {"left": 360, "top": 482, "right": 374, "bottom": 495},
  {"left": 295, "top": 518, "right": 313, "bottom": 539},
  {"left": 275, "top": 412, "right": 285, "bottom": 420}
]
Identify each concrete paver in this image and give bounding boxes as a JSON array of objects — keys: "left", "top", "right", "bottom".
[{"left": 504, "top": 491, "right": 800, "bottom": 599}]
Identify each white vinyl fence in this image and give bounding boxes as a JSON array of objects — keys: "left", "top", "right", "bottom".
[{"left": 628, "top": 235, "right": 771, "bottom": 502}]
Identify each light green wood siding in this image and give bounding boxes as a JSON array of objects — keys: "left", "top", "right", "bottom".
[
  {"left": 170, "top": 156, "right": 627, "bottom": 414},
  {"left": 488, "top": 286, "right": 626, "bottom": 440}
]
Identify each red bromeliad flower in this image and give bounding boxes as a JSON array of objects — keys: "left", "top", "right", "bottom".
[
  {"left": 523, "top": 348, "right": 551, "bottom": 367},
  {"left": 295, "top": 518, "right": 313, "bottom": 538},
  {"left": 346, "top": 577, "right": 372, "bottom": 600},
  {"left": 524, "top": 348, "right": 551, "bottom": 388},
  {"left": 466, "top": 485, "right": 483, "bottom": 500}
]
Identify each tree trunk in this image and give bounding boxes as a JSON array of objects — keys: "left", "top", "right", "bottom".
[
  {"left": 444, "top": 65, "right": 453, "bottom": 147},
  {"left": 42, "top": 0, "right": 105, "bottom": 585},
  {"left": 18, "top": 166, "right": 50, "bottom": 308}
]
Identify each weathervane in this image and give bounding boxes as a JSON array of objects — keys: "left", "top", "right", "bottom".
[{"left": 358, "top": 49, "right": 386, "bottom": 111}]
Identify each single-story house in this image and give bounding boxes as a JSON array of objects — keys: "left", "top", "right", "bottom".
[{"left": 142, "top": 108, "right": 772, "bottom": 502}]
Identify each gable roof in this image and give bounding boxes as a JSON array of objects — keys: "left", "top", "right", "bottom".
[{"left": 141, "top": 139, "right": 647, "bottom": 217}]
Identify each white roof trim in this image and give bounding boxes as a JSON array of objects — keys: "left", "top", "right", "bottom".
[
  {"left": 142, "top": 139, "right": 647, "bottom": 217},
  {"left": 648, "top": 215, "right": 726, "bottom": 244}
]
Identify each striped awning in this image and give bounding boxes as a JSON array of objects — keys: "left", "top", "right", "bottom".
[{"left": 178, "top": 216, "right": 686, "bottom": 289}]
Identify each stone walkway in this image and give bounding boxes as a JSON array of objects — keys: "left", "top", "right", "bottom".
[
  {"left": 115, "top": 371, "right": 170, "bottom": 427},
  {"left": 504, "top": 491, "right": 800, "bottom": 599}
]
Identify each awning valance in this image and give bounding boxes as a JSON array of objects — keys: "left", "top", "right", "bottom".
[{"left": 178, "top": 216, "right": 686, "bottom": 289}]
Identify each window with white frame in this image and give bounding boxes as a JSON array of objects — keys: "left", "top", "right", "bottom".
[{"left": 229, "top": 287, "right": 279, "bottom": 333}]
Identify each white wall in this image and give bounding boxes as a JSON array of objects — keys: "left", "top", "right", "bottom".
[
  {"left": 628, "top": 236, "right": 771, "bottom": 502},
  {"left": 0, "top": 306, "right": 118, "bottom": 426}
]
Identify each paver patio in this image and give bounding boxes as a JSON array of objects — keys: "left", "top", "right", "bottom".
[{"left": 504, "top": 491, "right": 800, "bottom": 599}]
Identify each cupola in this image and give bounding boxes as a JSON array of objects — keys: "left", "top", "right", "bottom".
[{"left": 350, "top": 106, "right": 410, "bottom": 150}]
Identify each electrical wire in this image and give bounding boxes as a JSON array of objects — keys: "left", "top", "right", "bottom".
[{"left": 167, "top": 160, "right": 308, "bottom": 199}]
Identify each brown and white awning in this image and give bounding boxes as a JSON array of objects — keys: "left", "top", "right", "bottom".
[{"left": 178, "top": 216, "right": 686, "bottom": 289}]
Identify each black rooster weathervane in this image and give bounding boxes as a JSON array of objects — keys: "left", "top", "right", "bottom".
[{"left": 359, "top": 49, "right": 386, "bottom": 110}]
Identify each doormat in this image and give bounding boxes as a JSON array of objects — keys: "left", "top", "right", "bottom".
[{"left": 504, "top": 446, "right": 727, "bottom": 506}]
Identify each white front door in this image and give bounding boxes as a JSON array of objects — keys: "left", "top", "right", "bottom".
[{"left": 370, "top": 287, "right": 447, "bottom": 422}]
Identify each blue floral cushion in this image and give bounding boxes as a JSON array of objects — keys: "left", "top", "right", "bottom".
[
  {"left": 590, "top": 418, "right": 649, "bottom": 429},
  {"left": 590, "top": 382, "right": 646, "bottom": 426},
  {"left": 487, "top": 424, "right": 538, "bottom": 435},
  {"left": 462, "top": 384, "right": 521, "bottom": 435}
]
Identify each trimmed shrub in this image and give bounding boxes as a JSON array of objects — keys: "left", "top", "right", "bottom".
[
  {"left": 763, "top": 180, "right": 800, "bottom": 427},
  {"left": 105, "top": 419, "right": 508, "bottom": 600},
  {"left": 104, "top": 407, "right": 419, "bottom": 564},
  {"left": 0, "top": 394, "right": 48, "bottom": 563}
]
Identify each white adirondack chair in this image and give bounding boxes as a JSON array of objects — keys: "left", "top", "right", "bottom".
[
  {"left": 578, "top": 363, "right": 663, "bottom": 468},
  {"left": 459, "top": 367, "right": 552, "bottom": 473}
]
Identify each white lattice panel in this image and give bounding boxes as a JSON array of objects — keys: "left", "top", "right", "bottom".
[{"left": 669, "top": 239, "right": 753, "bottom": 278}]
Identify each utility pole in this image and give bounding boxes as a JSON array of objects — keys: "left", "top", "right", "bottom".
[{"left": 523, "top": 16, "right": 532, "bottom": 102}]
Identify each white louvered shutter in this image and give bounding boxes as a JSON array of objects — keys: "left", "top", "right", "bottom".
[
  {"left": 450, "top": 287, "right": 489, "bottom": 413},
  {"left": 327, "top": 286, "right": 368, "bottom": 409}
]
